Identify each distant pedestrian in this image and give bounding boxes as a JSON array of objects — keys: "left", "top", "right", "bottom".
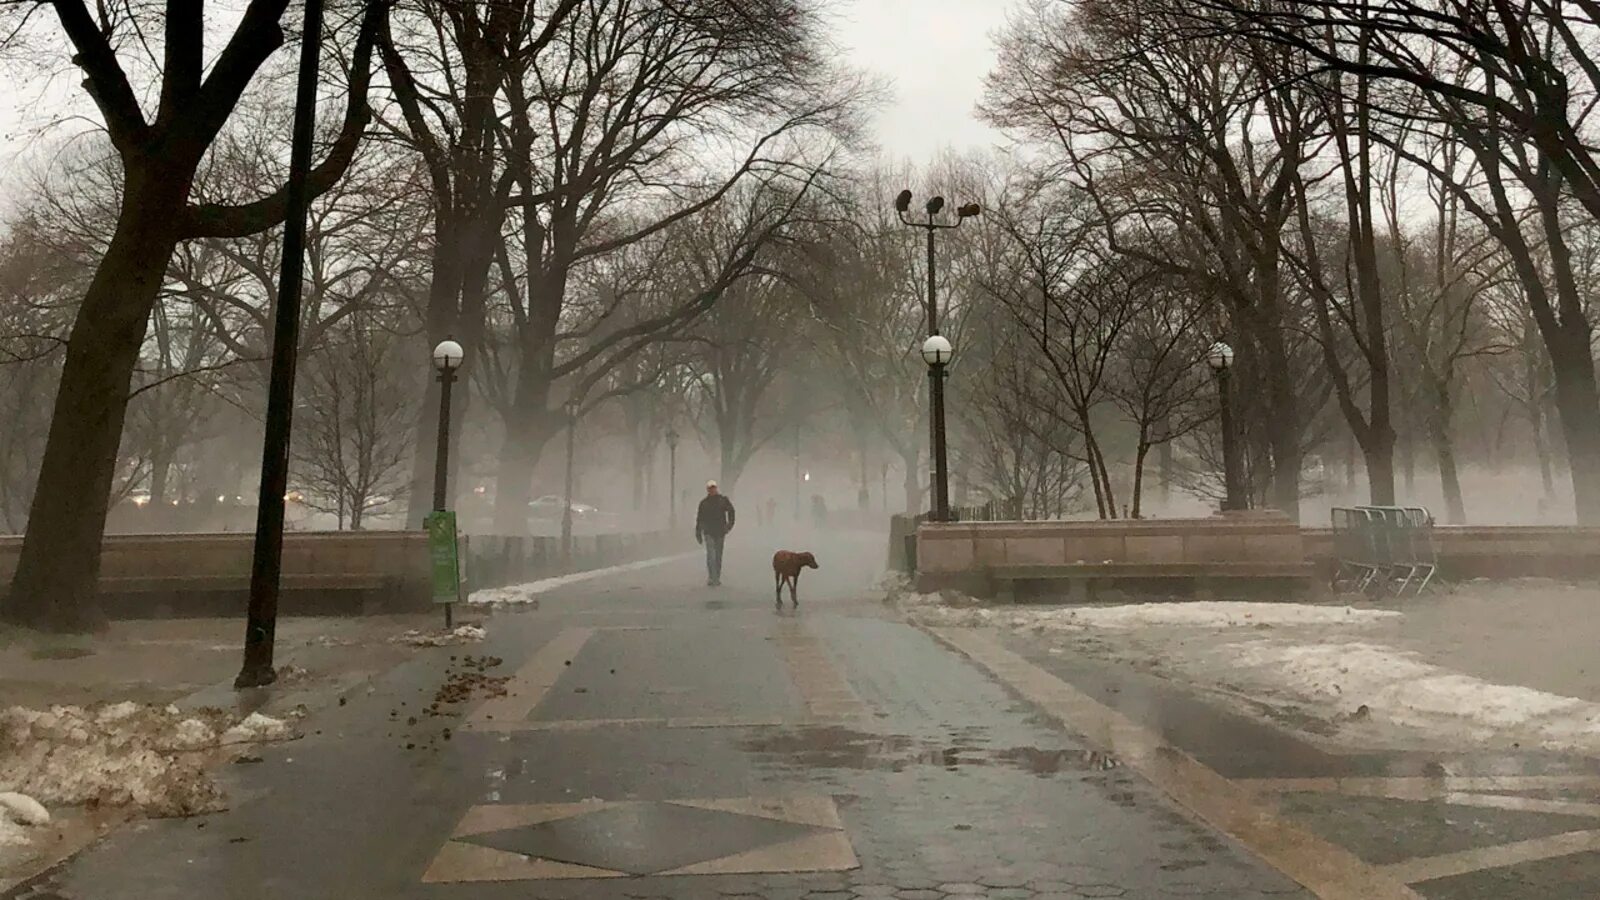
[
  {"left": 765, "top": 498, "right": 777, "bottom": 527},
  {"left": 811, "top": 494, "right": 827, "bottom": 529},
  {"left": 695, "top": 480, "right": 736, "bottom": 587}
]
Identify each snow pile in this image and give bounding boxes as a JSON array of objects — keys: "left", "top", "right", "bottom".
[
  {"left": 0, "top": 791, "right": 52, "bottom": 863},
  {"left": 0, "top": 816, "right": 30, "bottom": 852},
  {"left": 1062, "top": 601, "right": 1399, "bottom": 629},
  {"left": 0, "top": 793, "right": 49, "bottom": 827},
  {"left": 0, "top": 702, "right": 297, "bottom": 820},
  {"left": 466, "top": 553, "right": 694, "bottom": 605},
  {"left": 220, "top": 713, "right": 292, "bottom": 745},
  {"left": 393, "top": 624, "right": 486, "bottom": 647},
  {"left": 903, "top": 597, "right": 1398, "bottom": 632},
  {"left": 874, "top": 571, "right": 913, "bottom": 598},
  {"left": 1222, "top": 639, "right": 1600, "bottom": 750}
]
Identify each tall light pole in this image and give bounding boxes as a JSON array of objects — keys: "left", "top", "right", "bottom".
[
  {"left": 431, "top": 339, "right": 464, "bottom": 510},
  {"left": 922, "top": 335, "right": 954, "bottom": 523},
  {"left": 1207, "top": 341, "right": 1246, "bottom": 512},
  {"left": 431, "top": 339, "right": 464, "bottom": 629},
  {"left": 666, "top": 424, "right": 679, "bottom": 527},
  {"left": 236, "top": 0, "right": 325, "bottom": 690},
  {"left": 561, "top": 400, "right": 579, "bottom": 564},
  {"left": 894, "top": 190, "right": 979, "bottom": 521}
]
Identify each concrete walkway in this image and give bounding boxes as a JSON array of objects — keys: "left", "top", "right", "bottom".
[
  {"left": 10, "top": 526, "right": 1600, "bottom": 897},
  {"left": 5, "top": 527, "right": 1311, "bottom": 899}
]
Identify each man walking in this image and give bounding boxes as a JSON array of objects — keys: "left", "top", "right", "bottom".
[{"left": 695, "top": 480, "right": 736, "bottom": 586}]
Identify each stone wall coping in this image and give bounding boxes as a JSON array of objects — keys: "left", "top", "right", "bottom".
[
  {"left": 918, "top": 518, "right": 1300, "bottom": 538},
  {"left": 0, "top": 530, "right": 428, "bottom": 548}
]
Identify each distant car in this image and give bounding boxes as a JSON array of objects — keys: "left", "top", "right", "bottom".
[{"left": 528, "top": 495, "right": 596, "bottom": 519}]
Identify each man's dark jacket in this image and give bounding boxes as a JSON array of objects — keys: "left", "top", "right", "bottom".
[{"left": 696, "top": 494, "right": 736, "bottom": 540}]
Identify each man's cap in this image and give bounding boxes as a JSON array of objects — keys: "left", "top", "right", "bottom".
[{"left": 706, "top": 480, "right": 717, "bottom": 489}]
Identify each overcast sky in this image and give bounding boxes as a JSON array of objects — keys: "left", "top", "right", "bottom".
[{"left": 830, "top": 0, "right": 1014, "bottom": 164}]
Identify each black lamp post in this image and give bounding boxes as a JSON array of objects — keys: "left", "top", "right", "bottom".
[
  {"left": 431, "top": 338, "right": 464, "bottom": 511},
  {"left": 921, "top": 335, "right": 954, "bottom": 522},
  {"left": 561, "top": 400, "right": 579, "bottom": 564},
  {"left": 236, "top": 0, "right": 325, "bottom": 690},
  {"left": 666, "top": 424, "right": 679, "bottom": 527},
  {"left": 1207, "top": 341, "right": 1246, "bottom": 512},
  {"left": 431, "top": 338, "right": 464, "bottom": 629},
  {"left": 894, "top": 190, "right": 979, "bottom": 521}
]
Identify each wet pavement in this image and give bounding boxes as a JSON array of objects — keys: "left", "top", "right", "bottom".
[
  {"left": 995, "top": 631, "right": 1600, "bottom": 899},
  {"left": 7, "top": 529, "right": 1599, "bottom": 898}
]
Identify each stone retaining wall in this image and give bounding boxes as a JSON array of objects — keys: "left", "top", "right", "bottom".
[
  {"left": 0, "top": 528, "right": 684, "bottom": 618},
  {"left": 907, "top": 519, "right": 1600, "bottom": 592}
]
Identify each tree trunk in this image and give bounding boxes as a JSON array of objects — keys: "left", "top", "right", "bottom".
[
  {"left": 5, "top": 174, "right": 183, "bottom": 629},
  {"left": 150, "top": 441, "right": 172, "bottom": 507},
  {"left": 857, "top": 440, "right": 870, "bottom": 510},
  {"left": 1534, "top": 401, "right": 1556, "bottom": 498},
  {"left": 1130, "top": 440, "right": 1150, "bottom": 519},
  {"left": 1344, "top": 431, "right": 1357, "bottom": 493},
  {"left": 1399, "top": 426, "right": 1416, "bottom": 495},
  {"left": 1157, "top": 418, "right": 1173, "bottom": 506},
  {"left": 1431, "top": 425, "right": 1466, "bottom": 525},
  {"left": 719, "top": 436, "right": 751, "bottom": 495},
  {"left": 1550, "top": 336, "right": 1600, "bottom": 524},
  {"left": 1364, "top": 432, "right": 1397, "bottom": 506},
  {"left": 631, "top": 421, "right": 646, "bottom": 513},
  {"left": 493, "top": 411, "right": 556, "bottom": 534},
  {"left": 901, "top": 448, "right": 921, "bottom": 515},
  {"left": 403, "top": 223, "right": 465, "bottom": 528}
]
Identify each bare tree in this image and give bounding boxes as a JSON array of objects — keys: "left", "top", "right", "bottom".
[
  {"left": 481, "top": 0, "right": 859, "bottom": 531},
  {"left": 984, "top": 0, "right": 1329, "bottom": 519},
  {"left": 376, "top": 0, "right": 583, "bottom": 525},
  {"left": 1190, "top": 0, "right": 1600, "bottom": 521},
  {"left": 2, "top": 1, "right": 385, "bottom": 629},
  {"left": 1106, "top": 277, "right": 1216, "bottom": 517},
  {"left": 685, "top": 273, "right": 805, "bottom": 492},
  {"left": 292, "top": 311, "right": 418, "bottom": 529}
]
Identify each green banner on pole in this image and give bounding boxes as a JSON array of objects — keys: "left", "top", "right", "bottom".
[{"left": 424, "top": 510, "right": 460, "bottom": 605}]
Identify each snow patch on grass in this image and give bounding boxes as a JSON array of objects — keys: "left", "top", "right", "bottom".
[
  {"left": 467, "top": 553, "right": 694, "bottom": 605},
  {"left": 392, "top": 624, "right": 487, "bottom": 647},
  {"left": 1221, "top": 639, "right": 1600, "bottom": 748},
  {"left": 903, "top": 597, "right": 1398, "bottom": 632}
]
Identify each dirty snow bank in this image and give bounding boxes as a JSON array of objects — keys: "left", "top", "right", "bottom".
[
  {"left": 467, "top": 553, "right": 694, "bottom": 605},
  {"left": 1213, "top": 640, "right": 1600, "bottom": 749},
  {"left": 0, "top": 792, "right": 47, "bottom": 864},
  {"left": 0, "top": 702, "right": 294, "bottom": 822},
  {"left": 903, "top": 597, "right": 1398, "bottom": 631},
  {"left": 392, "top": 624, "right": 486, "bottom": 647}
]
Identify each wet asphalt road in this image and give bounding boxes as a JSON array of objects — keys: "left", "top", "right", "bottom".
[{"left": 8, "top": 527, "right": 1600, "bottom": 898}]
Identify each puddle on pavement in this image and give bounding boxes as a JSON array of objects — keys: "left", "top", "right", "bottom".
[{"left": 742, "top": 726, "right": 1120, "bottom": 775}]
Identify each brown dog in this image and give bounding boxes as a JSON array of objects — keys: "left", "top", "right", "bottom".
[{"left": 772, "top": 551, "right": 818, "bottom": 608}]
